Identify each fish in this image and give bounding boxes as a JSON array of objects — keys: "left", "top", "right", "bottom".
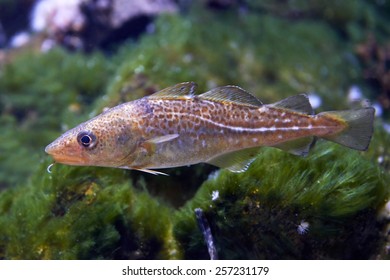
[{"left": 45, "top": 82, "right": 375, "bottom": 175}]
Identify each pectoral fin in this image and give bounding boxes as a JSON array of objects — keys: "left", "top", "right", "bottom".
[
  {"left": 206, "top": 147, "right": 261, "bottom": 172},
  {"left": 142, "top": 134, "right": 179, "bottom": 154},
  {"left": 146, "top": 134, "right": 179, "bottom": 144},
  {"left": 140, "top": 134, "right": 179, "bottom": 155}
]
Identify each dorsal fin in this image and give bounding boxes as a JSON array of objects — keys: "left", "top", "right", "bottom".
[
  {"left": 206, "top": 147, "right": 261, "bottom": 172},
  {"left": 148, "top": 82, "right": 197, "bottom": 99},
  {"left": 271, "top": 94, "right": 314, "bottom": 114},
  {"left": 199, "top": 86, "right": 263, "bottom": 107}
]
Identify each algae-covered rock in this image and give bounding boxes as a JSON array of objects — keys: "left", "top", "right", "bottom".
[
  {"left": 0, "top": 163, "right": 180, "bottom": 259},
  {"left": 174, "top": 143, "right": 389, "bottom": 259}
]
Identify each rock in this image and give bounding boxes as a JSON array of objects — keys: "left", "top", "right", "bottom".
[{"left": 29, "top": 0, "right": 178, "bottom": 51}]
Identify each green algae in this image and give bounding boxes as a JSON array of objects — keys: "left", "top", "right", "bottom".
[
  {"left": 0, "top": 163, "right": 179, "bottom": 259},
  {"left": 246, "top": 0, "right": 390, "bottom": 37},
  {"left": 0, "top": 1, "right": 389, "bottom": 259},
  {"left": 174, "top": 143, "right": 389, "bottom": 259}
]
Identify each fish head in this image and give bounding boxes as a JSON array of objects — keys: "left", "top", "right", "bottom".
[{"left": 45, "top": 109, "right": 139, "bottom": 168}]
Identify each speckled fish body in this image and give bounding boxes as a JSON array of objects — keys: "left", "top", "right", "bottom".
[{"left": 45, "top": 82, "right": 375, "bottom": 175}]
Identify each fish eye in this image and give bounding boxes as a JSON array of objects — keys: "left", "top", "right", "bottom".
[{"left": 77, "top": 131, "right": 97, "bottom": 149}]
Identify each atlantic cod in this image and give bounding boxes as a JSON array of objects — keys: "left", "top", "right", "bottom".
[{"left": 45, "top": 82, "right": 375, "bottom": 175}]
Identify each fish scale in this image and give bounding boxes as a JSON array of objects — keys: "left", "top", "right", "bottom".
[
  {"left": 45, "top": 82, "right": 375, "bottom": 175},
  {"left": 144, "top": 98, "right": 328, "bottom": 147}
]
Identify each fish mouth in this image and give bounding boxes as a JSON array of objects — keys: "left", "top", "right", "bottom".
[
  {"left": 45, "top": 143, "right": 86, "bottom": 165},
  {"left": 48, "top": 154, "right": 87, "bottom": 165}
]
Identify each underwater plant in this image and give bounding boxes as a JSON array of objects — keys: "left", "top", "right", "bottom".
[{"left": 174, "top": 143, "right": 389, "bottom": 259}]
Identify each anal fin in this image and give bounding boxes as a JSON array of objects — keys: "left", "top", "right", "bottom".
[
  {"left": 273, "top": 136, "right": 316, "bottom": 156},
  {"left": 206, "top": 147, "right": 261, "bottom": 172},
  {"left": 271, "top": 94, "right": 314, "bottom": 115}
]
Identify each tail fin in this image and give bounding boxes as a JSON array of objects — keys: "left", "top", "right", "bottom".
[{"left": 318, "top": 107, "right": 375, "bottom": 151}]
